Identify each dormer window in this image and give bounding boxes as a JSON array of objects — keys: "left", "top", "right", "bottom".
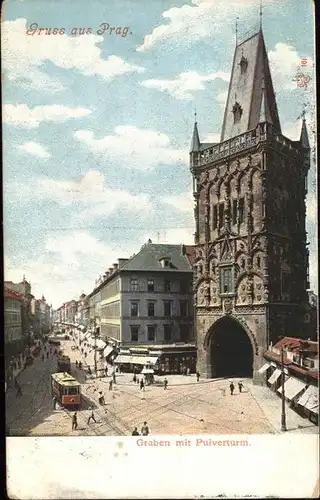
[
  {"left": 232, "top": 102, "right": 243, "bottom": 123},
  {"left": 239, "top": 56, "right": 248, "bottom": 74},
  {"left": 159, "top": 257, "right": 170, "bottom": 268}
]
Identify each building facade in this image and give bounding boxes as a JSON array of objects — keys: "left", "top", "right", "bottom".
[
  {"left": 88, "top": 242, "right": 196, "bottom": 372},
  {"left": 4, "top": 288, "right": 24, "bottom": 358},
  {"left": 190, "top": 28, "right": 311, "bottom": 381}
]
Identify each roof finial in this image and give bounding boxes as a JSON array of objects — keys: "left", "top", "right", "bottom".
[
  {"left": 236, "top": 17, "right": 239, "bottom": 44},
  {"left": 194, "top": 107, "right": 197, "bottom": 123},
  {"left": 260, "top": 0, "right": 263, "bottom": 30}
]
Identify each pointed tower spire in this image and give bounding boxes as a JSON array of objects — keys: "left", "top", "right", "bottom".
[
  {"left": 221, "top": 29, "right": 281, "bottom": 141},
  {"left": 190, "top": 111, "right": 200, "bottom": 152},
  {"left": 259, "top": 77, "right": 268, "bottom": 123},
  {"left": 260, "top": 0, "right": 263, "bottom": 30},
  {"left": 300, "top": 110, "right": 310, "bottom": 149}
]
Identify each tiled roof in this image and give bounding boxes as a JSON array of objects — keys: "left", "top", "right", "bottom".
[
  {"left": 120, "top": 243, "right": 193, "bottom": 273},
  {"left": 273, "top": 337, "right": 318, "bottom": 353}
]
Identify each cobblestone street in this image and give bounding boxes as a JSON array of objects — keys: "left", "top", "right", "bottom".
[{"left": 6, "top": 339, "right": 318, "bottom": 437}]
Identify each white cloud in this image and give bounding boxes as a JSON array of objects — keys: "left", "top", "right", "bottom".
[
  {"left": 18, "top": 141, "right": 51, "bottom": 158},
  {"left": 216, "top": 90, "right": 228, "bottom": 106},
  {"left": 5, "top": 169, "right": 151, "bottom": 220},
  {"left": 74, "top": 126, "right": 188, "bottom": 169},
  {"left": 202, "top": 132, "right": 221, "bottom": 143},
  {"left": 2, "top": 18, "right": 144, "bottom": 92},
  {"left": 3, "top": 104, "right": 91, "bottom": 129},
  {"left": 268, "top": 43, "right": 314, "bottom": 91},
  {"left": 4, "top": 232, "right": 128, "bottom": 307},
  {"left": 137, "top": 0, "right": 276, "bottom": 52},
  {"left": 141, "top": 70, "right": 230, "bottom": 100},
  {"left": 162, "top": 191, "right": 193, "bottom": 213}
]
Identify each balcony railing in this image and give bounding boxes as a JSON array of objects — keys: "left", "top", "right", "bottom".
[{"left": 195, "top": 123, "right": 300, "bottom": 167}]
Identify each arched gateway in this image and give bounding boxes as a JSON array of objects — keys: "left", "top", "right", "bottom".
[{"left": 205, "top": 316, "right": 254, "bottom": 378}]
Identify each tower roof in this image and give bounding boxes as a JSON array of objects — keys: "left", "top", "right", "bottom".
[
  {"left": 190, "top": 119, "right": 200, "bottom": 152},
  {"left": 221, "top": 30, "right": 281, "bottom": 142},
  {"left": 300, "top": 118, "right": 310, "bottom": 149}
]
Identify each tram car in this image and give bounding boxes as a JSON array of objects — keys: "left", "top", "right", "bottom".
[
  {"left": 57, "top": 355, "right": 71, "bottom": 373},
  {"left": 51, "top": 372, "right": 81, "bottom": 409}
]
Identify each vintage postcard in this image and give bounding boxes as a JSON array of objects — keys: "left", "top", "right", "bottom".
[{"left": 2, "top": 0, "right": 318, "bottom": 498}]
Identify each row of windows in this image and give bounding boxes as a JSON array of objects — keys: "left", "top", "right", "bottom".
[
  {"left": 130, "top": 324, "right": 190, "bottom": 343},
  {"left": 130, "top": 278, "right": 190, "bottom": 293},
  {"left": 130, "top": 300, "right": 188, "bottom": 317},
  {"left": 212, "top": 198, "right": 245, "bottom": 229}
]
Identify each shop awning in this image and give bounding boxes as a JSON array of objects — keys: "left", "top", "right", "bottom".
[
  {"left": 298, "top": 385, "right": 319, "bottom": 414},
  {"left": 258, "top": 362, "right": 271, "bottom": 374},
  {"left": 277, "top": 377, "right": 307, "bottom": 400},
  {"left": 114, "top": 355, "right": 133, "bottom": 364},
  {"left": 268, "top": 368, "right": 282, "bottom": 385},
  {"left": 104, "top": 345, "right": 114, "bottom": 358},
  {"left": 130, "top": 356, "right": 159, "bottom": 365}
]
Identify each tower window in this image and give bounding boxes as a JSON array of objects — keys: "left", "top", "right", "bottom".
[
  {"left": 218, "top": 203, "right": 224, "bottom": 227},
  {"left": 220, "top": 267, "right": 234, "bottom": 294},
  {"left": 212, "top": 205, "right": 218, "bottom": 229},
  {"left": 239, "top": 56, "right": 248, "bottom": 74},
  {"left": 239, "top": 198, "right": 245, "bottom": 224},
  {"left": 257, "top": 256, "right": 261, "bottom": 269},
  {"left": 232, "top": 102, "right": 243, "bottom": 123},
  {"left": 232, "top": 199, "right": 237, "bottom": 225}
]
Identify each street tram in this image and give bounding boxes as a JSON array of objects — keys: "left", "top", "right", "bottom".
[
  {"left": 51, "top": 372, "right": 81, "bottom": 409},
  {"left": 57, "top": 355, "right": 71, "bottom": 373}
]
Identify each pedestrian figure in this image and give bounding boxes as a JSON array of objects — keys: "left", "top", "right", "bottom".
[
  {"left": 140, "top": 379, "right": 145, "bottom": 391},
  {"left": 87, "top": 407, "right": 96, "bottom": 424},
  {"left": 76, "top": 360, "right": 78, "bottom": 367},
  {"left": 99, "top": 392, "right": 105, "bottom": 405},
  {"left": 229, "top": 381, "right": 235, "bottom": 395},
  {"left": 238, "top": 381, "right": 243, "bottom": 393},
  {"left": 85, "top": 352, "right": 87, "bottom": 358},
  {"left": 132, "top": 427, "right": 140, "bottom": 436},
  {"left": 133, "top": 374, "right": 137, "bottom": 383},
  {"left": 196, "top": 371, "right": 200, "bottom": 382},
  {"left": 109, "top": 380, "right": 113, "bottom": 391},
  {"left": 113, "top": 372, "right": 116, "bottom": 384},
  {"left": 164, "top": 378, "right": 168, "bottom": 390},
  {"left": 72, "top": 412, "right": 78, "bottom": 430},
  {"left": 52, "top": 396, "right": 57, "bottom": 410},
  {"left": 88, "top": 366, "right": 92, "bottom": 375},
  {"left": 105, "top": 367, "right": 108, "bottom": 377},
  {"left": 136, "top": 377, "right": 139, "bottom": 384},
  {"left": 141, "top": 421, "right": 149, "bottom": 436},
  {"left": 79, "top": 361, "right": 82, "bottom": 370},
  {"left": 187, "top": 367, "right": 190, "bottom": 376}
]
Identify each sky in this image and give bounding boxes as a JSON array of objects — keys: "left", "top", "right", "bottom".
[{"left": 2, "top": 0, "right": 317, "bottom": 308}]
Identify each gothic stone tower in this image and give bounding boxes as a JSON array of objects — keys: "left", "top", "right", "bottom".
[{"left": 190, "top": 29, "right": 311, "bottom": 382}]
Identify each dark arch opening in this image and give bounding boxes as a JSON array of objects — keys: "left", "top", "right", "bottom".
[{"left": 209, "top": 317, "right": 253, "bottom": 378}]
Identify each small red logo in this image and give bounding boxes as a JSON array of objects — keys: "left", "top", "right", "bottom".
[{"left": 300, "top": 57, "right": 308, "bottom": 66}]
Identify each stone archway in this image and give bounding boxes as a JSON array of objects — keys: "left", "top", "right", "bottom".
[{"left": 207, "top": 316, "right": 254, "bottom": 378}]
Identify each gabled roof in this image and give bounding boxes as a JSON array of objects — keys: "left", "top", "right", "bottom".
[
  {"left": 221, "top": 30, "right": 281, "bottom": 141},
  {"left": 120, "top": 243, "right": 193, "bottom": 273}
]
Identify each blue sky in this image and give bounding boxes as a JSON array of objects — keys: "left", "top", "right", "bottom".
[{"left": 2, "top": 0, "right": 317, "bottom": 307}]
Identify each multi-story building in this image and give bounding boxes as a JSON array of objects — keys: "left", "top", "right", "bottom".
[
  {"left": 76, "top": 293, "right": 90, "bottom": 328},
  {"left": 5, "top": 276, "right": 34, "bottom": 343},
  {"left": 88, "top": 241, "right": 196, "bottom": 373},
  {"left": 190, "top": 27, "right": 311, "bottom": 382},
  {"left": 4, "top": 288, "right": 24, "bottom": 358}
]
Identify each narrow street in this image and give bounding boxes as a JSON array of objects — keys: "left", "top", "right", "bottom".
[{"left": 6, "top": 337, "right": 318, "bottom": 437}]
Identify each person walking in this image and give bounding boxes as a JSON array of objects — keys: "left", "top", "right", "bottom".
[
  {"left": 112, "top": 372, "right": 116, "bottom": 384},
  {"left": 196, "top": 371, "right": 200, "bottom": 382},
  {"left": 16, "top": 382, "right": 22, "bottom": 397},
  {"left": 132, "top": 427, "right": 140, "bottom": 436},
  {"left": 109, "top": 380, "right": 113, "bottom": 391},
  {"left": 76, "top": 360, "right": 78, "bottom": 368},
  {"left": 72, "top": 412, "right": 78, "bottom": 430},
  {"left": 229, "top": 381, "right": 235, "bottom": 395},
  {"left": 79, "top": 361, "right": 82, "bottom": 370},
  {"left": 52, "top": 395, "right": 57, "bottom": 410},
  {"left": 141, "top": 421, "right": 149, "bottom": 436},
  {"left": 164, "top": 378, "right": 168, "bottom": 390},
  {"left": 133, "top": 373, "right": 137, "bottom": 383},
  {"left": 140, "top": 379, "right": 145, "bottom": 391},
  {"left": 87, "top": 407, "right": 96, "bottom": 424},
  {"left": 105, "top": 366, "right": 108, "bottom": 377},
  {"left": 238, "top": 381, "right": 243, "bottom": 393}
]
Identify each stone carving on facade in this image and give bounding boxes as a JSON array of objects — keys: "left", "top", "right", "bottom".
[{"left": 224, "top": 298, "right": 233, "bottom": 314}]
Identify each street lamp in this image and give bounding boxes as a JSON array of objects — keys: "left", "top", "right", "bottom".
[{"left": 281, "top": 346, "right": 287, "bottom": 432}]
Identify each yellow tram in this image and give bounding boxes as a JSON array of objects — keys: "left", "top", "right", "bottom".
[{"left": 51, "top": 372, "right": 81, "bottom": 409}]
